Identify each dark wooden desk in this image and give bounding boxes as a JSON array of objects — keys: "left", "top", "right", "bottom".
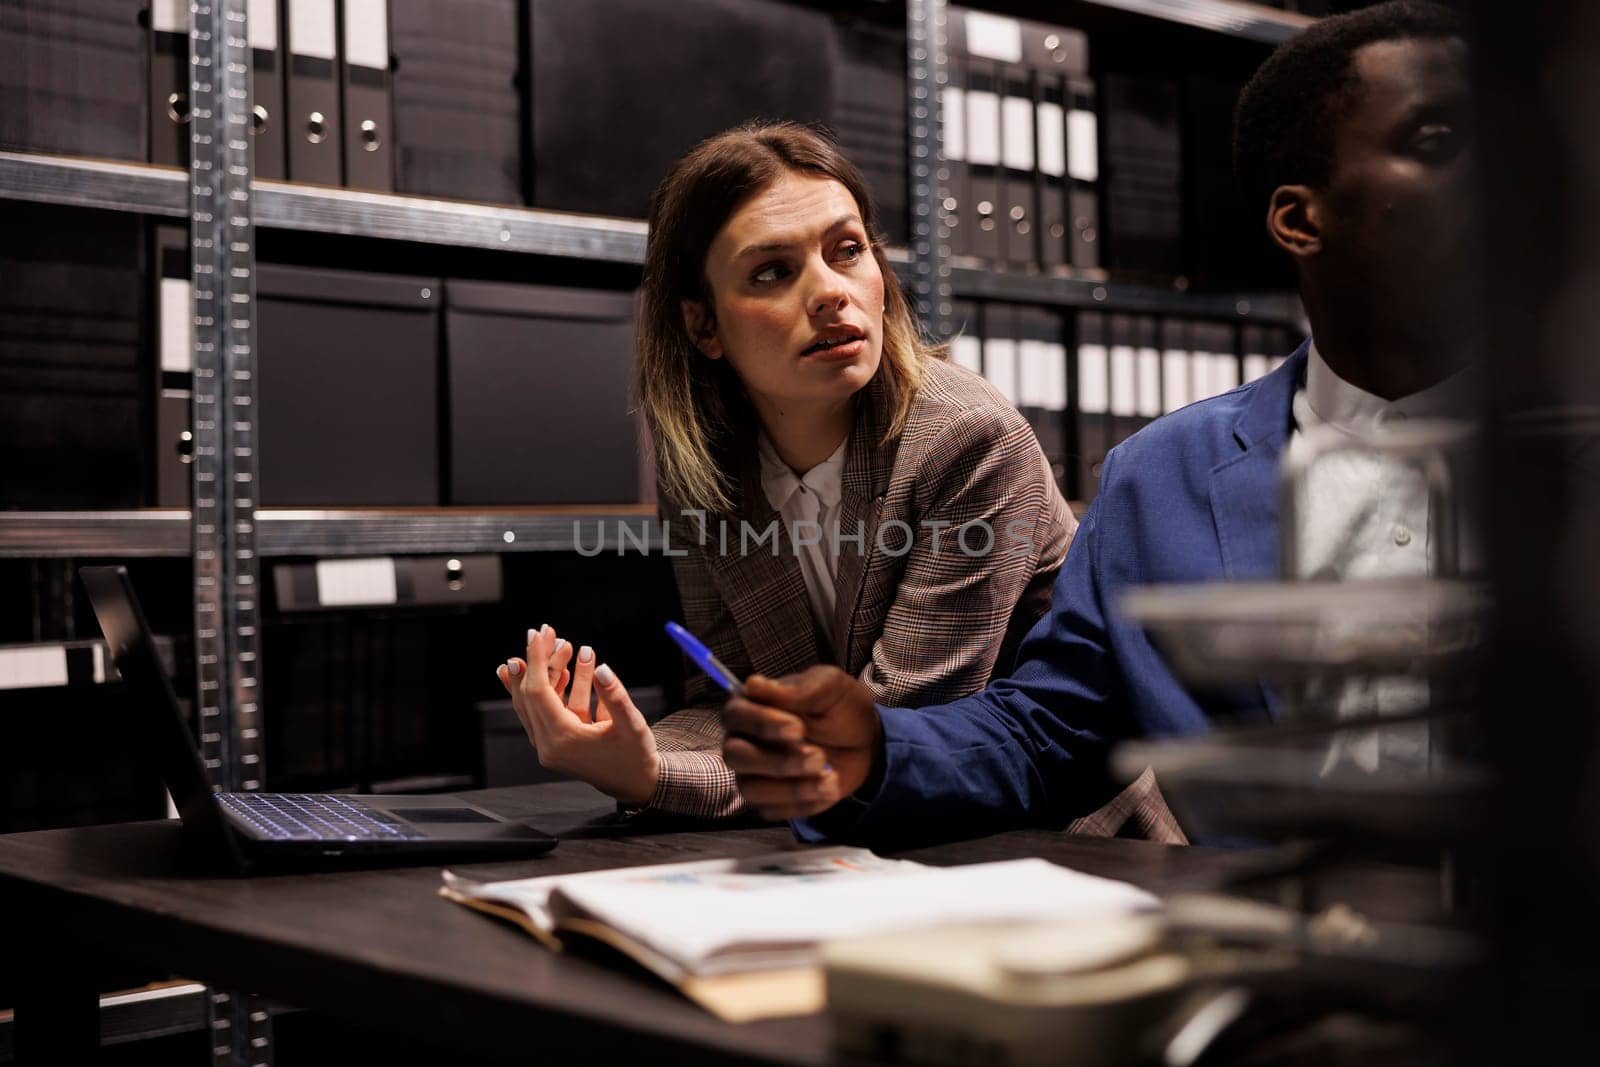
[{"left": 0, "top": 783, "right": 1277, "bottom": 1065}]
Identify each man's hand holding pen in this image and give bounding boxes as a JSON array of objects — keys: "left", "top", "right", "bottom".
[{"left": 721, "top": 666, "right": 885, "bottom": 821}]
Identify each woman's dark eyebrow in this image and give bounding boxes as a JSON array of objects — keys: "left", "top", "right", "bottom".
[{"left": 734, "top": 214, "right": 862, "bottom": 260}]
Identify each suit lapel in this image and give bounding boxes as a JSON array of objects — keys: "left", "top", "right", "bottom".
[
  {"left": 1207, "top": 343, "right": 1309, "bottom": 720},
  {"left": 1208, "top": 343, "right": 1309, "bottom": 582},
  {"left": 705, "top": 438, "right": 823, "bottom": 679},
  {"left": 832, "top": 383, "right": 900, "bottom": 672}
]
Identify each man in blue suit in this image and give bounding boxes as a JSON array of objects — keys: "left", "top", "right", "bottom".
[{"left": 718, "top": 1, "right": 1480, "bottom": 846}]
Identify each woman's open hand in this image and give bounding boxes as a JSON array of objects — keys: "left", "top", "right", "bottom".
[{"left": 495, "top": 624, "right": 660, "bottom": 806}]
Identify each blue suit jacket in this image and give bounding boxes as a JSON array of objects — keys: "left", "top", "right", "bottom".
[{"left": 796, "top": 343, "right": 1309, "bottom": 847}]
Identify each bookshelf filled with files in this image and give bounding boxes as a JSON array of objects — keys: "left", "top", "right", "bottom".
[{"left": 0, "top": 1, "right": 1315, "bottom": 1057}]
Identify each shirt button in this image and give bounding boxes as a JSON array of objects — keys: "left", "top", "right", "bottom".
[{"left": 1393, "top": 525, "right": 1413, "bottom": 547}]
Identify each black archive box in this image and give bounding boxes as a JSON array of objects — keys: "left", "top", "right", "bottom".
[
  {"left": 444, "top": 281, "right": 638, "bottom": 505},
  {"left": 390, "top": 0, "right": 522, "bottom": 205},
  {"left": 256, "top": 264, "right": 441, "bottom": 506},
  {"left": 0, "top": 202, "right": 146, "bottom": 508},
  {"left": 0, "top": 0, "right": 147, "bottom": 162},
  {"left": 532, "top": 0, "right": 868, "bottom": 221}
]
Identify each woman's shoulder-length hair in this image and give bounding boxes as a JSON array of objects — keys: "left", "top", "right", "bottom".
[{"left": 635, "top": 121, "right": 938, "bottom": 517}]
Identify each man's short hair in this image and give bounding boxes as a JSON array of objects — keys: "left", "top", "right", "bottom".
[{"left": 1233, "top": 1, "right": 1465, "bottom": 215}]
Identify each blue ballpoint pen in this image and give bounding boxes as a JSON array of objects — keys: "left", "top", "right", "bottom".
[{"left": 664, "top": 621, "right": 746, "bottom": 697}]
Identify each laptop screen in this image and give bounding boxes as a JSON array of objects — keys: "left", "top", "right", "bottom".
[{"left": 80, "top": 565, "right": 244, "bottom": 868}]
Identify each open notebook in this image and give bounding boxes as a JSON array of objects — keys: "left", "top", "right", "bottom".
[{"left": 440, "top": 847, "right": 1159, "bottom": 1021}]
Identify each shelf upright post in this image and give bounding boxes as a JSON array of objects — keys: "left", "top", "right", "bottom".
[
  {"left": 906, "top": 0, "right": 954, "bottom": 338},
  {"left": 187, "top": 1, "right": 273, "bottom": 1063}
]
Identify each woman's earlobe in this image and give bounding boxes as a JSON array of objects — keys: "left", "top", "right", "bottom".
[{"left": 681, "top": 298, "right": 723, "bottom": 359}]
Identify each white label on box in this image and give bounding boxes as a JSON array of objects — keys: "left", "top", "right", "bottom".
[
  {"left": 1162, "top": 350, "right": 1190, "bottom": 414},
  {"left": 160, "top": 278, "right": 194, "bottom": 374},
  {"left": 248, "top": 0, "right": 279, "bottom": 51},
  {"left": 342, "top": 0, "right": 388, "bottom": 71},
  {"left": 1067, "top": 110, "right": 1099, "bottom": 183},
  {"left": 93, "top": 642, "right": 106, "bottom": 684},
  {"left": 1045, "top": 342, "right": 1068, "bottom": 411},
  {"left": 1001, "top": 96, "right": 1034, "bottom": 172},
  {"left": 1036, "top": 101, "right": 1066, "bottom": 177},
  {"left": 950, "top": 334, "right": 982, "bottom": 373},
  {"left": 1109, "top": 345, "right": 1138, "bottom": 417},
  {"left": 1243, "top": 354, "right": 1272, "bottom": 383},
  {"left": 1077, "top": 343, "right": 1110, "bottom": 415},
  {"left": 1018, "top": 340, "right": 1051, "bottom": 408},
  {"left": 1137, "top": 348, "right": 1163, "bottom": 418},
  {"left": 963, "top": 11, "right": 1023, "bottom": 63},
  {"left": 314, "top": 557, "right": 398, "bottom": 607},
  {"left": 152, "top": 0, "right": 186, "bottom": 34},
  {"left": 0, "top": 646, "right": 70, "bottom": 690},
  {"left": 941, "top": 87, "right": 967, "bottom": 162},
  {"left": 983, "top": 337, "right": 1019, "bottom": 405},
  {"left": 288, "top": 0, "right": 337, "bottom": 61},
  {"left": 966, "top": 91, "right": 1002, "bottom": 166},
  {"left": 1212, "top": 354, "right": 1241, "bottom": 393}
]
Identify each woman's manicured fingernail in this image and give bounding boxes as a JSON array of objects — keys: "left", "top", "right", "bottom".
[
  {"left": 578, "top": 644, "right": 594, "bottom": 663},
  {"left": 507, "top": 660, "right": 523, "bottom": 678},
  {"left": 553, "top": 638, "right": 567, "bottom": 656},
  {"left": 539, "top": 623, "right": 553, "bottom": 639},
  {"left": 527, "top": 628, "right": 537, "bottom": 645},
  {"left": 595, "top": 663, "right": 617, "bottom": 687}
]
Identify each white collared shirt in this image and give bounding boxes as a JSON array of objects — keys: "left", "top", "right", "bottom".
[
  {"left": 758, "top": 431, "right": 848, "bottom": 649},
  {"left": 1285, "top": 343, "right": 1480, "bottom": 775}
]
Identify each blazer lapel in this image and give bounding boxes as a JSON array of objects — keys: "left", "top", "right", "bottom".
[
  {"left": 832, "top": 383, "right": 900, "bottom": 672},
  {"left": 1208, "top": 343, "right": 1309, "bottom": 582},
  {"left": 705, "top": 439, "right": 824, "bottom": 679},
  {"left": 1207, "top": 342, "right": 1309, "bottom": 720}
]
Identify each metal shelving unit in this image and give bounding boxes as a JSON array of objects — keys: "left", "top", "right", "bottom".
[
  {"left": 1072, "top": 0, "right": 1312, "bottom": 43},
  {"left": 948, "top": 263, "right": 1303, "bottom": 323},
  {"left": 0, "top": 509, "right": 663, "bottom": 559}
]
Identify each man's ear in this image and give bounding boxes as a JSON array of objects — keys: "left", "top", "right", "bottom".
[
  {"left": 681, "top": 299, "right": 723, "bottom": 360},
  {"left": 1266, "top": 184, "right": 1322, "bottom": 259}
]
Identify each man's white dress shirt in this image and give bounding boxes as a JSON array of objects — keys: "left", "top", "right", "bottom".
[{"left": 1284, "top": 343, "right": 1479, "bottom": 774}]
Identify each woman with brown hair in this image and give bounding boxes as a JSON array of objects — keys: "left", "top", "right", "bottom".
[{"left": 495, "top": 121, "right": 1076, "bottom": 817}]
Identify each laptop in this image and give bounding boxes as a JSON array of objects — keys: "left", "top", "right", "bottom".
[{"left": 80, "top": 565, "right": 557, "bottom": 871}]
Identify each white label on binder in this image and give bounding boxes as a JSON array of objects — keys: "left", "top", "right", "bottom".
[
  {"left": 1045, "top": 342, "right": 1068, "bottom": 412},
  {"left": 289, "top": 0, "right": 337, "bottom": 61},
  {"left": 1109, "top": 345, "right": 1138, "bottom": 417},
  {"left": 1243, "top": 355, "right": 1272, "bottom": 383},
  {"left": 1077, "top": 344, "right": 1110, "bottom": 415},
  {"left": 93, "top": 642, "right": 107, "bottom": 684},
  {"left": 1162, "top": 350, "right": 1190, "bottom": 414},
  {"left": 342, "top": 0, "right": 388, "bottom": 71},
  {"left": 160, "top": 278, "right": 194, "bottom": 374},
  {"left": 963, "top": 11, "right": 1023, "bottom": 63},
  {"left": 983, "top": 337, "right": 1019, "bottom": 405},
  {"left": 1036, "top": 101, "right": 1066, "bottom": 177},
  {"left": 0, "top": 646, "right": 69, "bottom": 690},
  {"left": 152, "top": 0, "right": 186, "bottom": 34},
  {"left": 941, "top": 88, "right": 967, "bottom": 162},
  {"left": 1018, "top": 340, "right": 1051, "bottom": 408},
  {"left": 966, "top": 91, "right": 1002, "bottom": 166},
  {"left": 314, "top": 557, "right": 398, "bottom": 607},
  {"left": 1067, "top": 110, "right": 1099, "bottom": 183},
  {"left": 950, "top": 334, "right": 982, "bottom": 373},
  {"left": 1137, "top": 348, "right": 1163, "bottom": 417},
  {"left": 1212, "top": 354, "right": 1241, "bottom": 393},
  {"left": 248, "top": 0, "right": 279, "bottom": 52},
  {"left": 1190, "top": 349, "right": 1215, "bottom": 401},
  {"left": 1001, "top": 97, "right": 1035, "bottom": 172}
]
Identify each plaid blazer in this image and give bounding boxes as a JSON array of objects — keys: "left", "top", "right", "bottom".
[{"left": 647, "top": 357, "right": 1078, "bottom": 817}]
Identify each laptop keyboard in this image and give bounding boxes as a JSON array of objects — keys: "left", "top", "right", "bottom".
[{"left": 218, "top": 792, "right": 428, "bottom": 842}]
